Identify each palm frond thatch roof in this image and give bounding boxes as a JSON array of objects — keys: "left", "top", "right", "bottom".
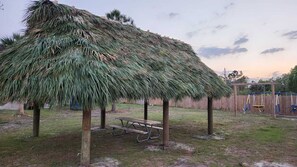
[{"left": 0, "top": 0, "right": 231, "bottom": 108}]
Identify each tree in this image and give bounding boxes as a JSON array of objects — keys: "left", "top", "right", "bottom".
[
  {"left": 106, "top": 9, "right": 134, "bottom": 26},
  {"left": 227, "top": 70, "right": 243, "bottom": 81},
  {"left": 222, "top": 70, "right": 244, "bottom": 85},
  {"left": 288, "top": 65, "right": 297, "bottom": 92},
  {"left": 274, "top": 74, "right": 289, "bottom": 92},
  {"left": 222, "top": 70, "right": 249, "bottom": 94},
  {"left": 233, "top": 75, "right": 249, "bottom": 94},
  {"left": 0, "top": 33, "right": 25, "bottom": 115},
  {"left": 249, "top": 79, "right": 272, "bottom": 93},
  {"left": 0, "top": 33, "right": 22, "bottom": 49}
]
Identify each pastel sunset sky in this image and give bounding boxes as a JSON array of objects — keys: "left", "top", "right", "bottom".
[{"left": 0, "top": 0, "right": 296, "bottom": 80}]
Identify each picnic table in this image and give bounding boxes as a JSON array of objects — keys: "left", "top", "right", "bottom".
[{"left": 110, "top": 117, "right": 163, "bottom": 142}]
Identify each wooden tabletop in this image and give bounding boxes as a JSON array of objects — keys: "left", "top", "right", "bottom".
[
  {"left": 116, "top": 117, "right": 162, "bottom": 126},
  {"left": 253, "top": 105, "right": 264, "bottom": 108}
]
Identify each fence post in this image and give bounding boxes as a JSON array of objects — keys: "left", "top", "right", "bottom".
[
  {"left": 271, "top": 84, "right": 276, "bottom": 118},
  {"left": 233, "top": 85, "right": 238, "bottom": 116}
]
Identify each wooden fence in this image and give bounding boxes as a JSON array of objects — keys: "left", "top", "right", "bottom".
[{"left": 131, "top": 94, "right": 297, "bottom": 116}]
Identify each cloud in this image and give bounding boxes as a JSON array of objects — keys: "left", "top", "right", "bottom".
[
  {"left": 189, "top": 25, "right": 227, "bottom": 37},
  {"left": 282, "top": 31, "right": 297, "bottom": 40},
  {"left": 215, "top": 25, "right": 227, "bottom": 30},
  {"left": 212, "top": 25, "right": 227, "bottom": 34},
  {"left": 224, "top": 2, "right": 234, "bottom": 10},
  {"left": 168, "top": 12, "right": 179, "bottom": 18},
  {"left": 198, "top": 46, "right": 247, "bottom": 58},
  {"left": 260, "top": 48, "right": 284, "bottom": 54},
  {"left": 234, "top": 36, "right": 249, "bottom": 45},
  {"left": 215, "top": 2, "right": 235, "bottom": 17},
  {"left": 186, "top": 30, "right": 200, "bottom": 38}
]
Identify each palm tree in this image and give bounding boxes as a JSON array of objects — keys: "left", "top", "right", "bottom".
[
  {"left": 0, "top": 33, "right": 25, "bottom": 115},
  {"left": 106, "top": 9, "right": 134, "bottom": 26},
  {"left": 0, "top": 33, "right": 22, "bottom": 48}
]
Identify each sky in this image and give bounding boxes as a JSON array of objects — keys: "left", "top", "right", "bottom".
[{"left": 0, "top": 0, "right": 297, "bottom": 80}]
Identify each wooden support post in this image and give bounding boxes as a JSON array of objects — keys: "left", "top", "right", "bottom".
[
  {"left": 33, "top": 101, "right": 40, "bottom": 137},
  {"left": 163, "top": 100, "right": 169, "bottom": 148},
  {"left": 271, "top": 84, "right": 276, "bottom": 118},
  {"left": 81, "top": 108, "right": 91, "bottom": 166},
  {"left": 19, "top": 102, "right": 25, "bottom": 115},
  {"left": 207, "top": 97, "right": 213, "bottom": 135},
  {"left": 111, "top": 102, "right": 116, "bottom": 112},
  {"left": 101, "top": 107, "right": 106, "bottom": 129},
  {"left": 233, "top": 85, "right": 238, "bottom": 116},
  {"left": 144, "top": 99, "right": 148, "bottom": 120}
]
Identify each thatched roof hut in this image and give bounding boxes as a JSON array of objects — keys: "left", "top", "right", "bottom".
[
  {"left": 0, "top": 0, "right": 230, "bottom": 106},
  {"left": 0, "top": 0, "right": 231, "bottom": 165}
]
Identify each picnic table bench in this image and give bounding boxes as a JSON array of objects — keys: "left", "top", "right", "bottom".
[{"left": 110, "top": 117, "right": 163, "bottom": 142}]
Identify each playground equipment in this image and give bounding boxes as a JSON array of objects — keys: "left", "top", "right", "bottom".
[
  {"left": 233, "top": 82, "right": 296, "bottom": 117},
  {"left": 243, "top": 92, "right": 266, "bottom": 113},
  {"left": 290, "top": 94, "right": 297, "bottom": 113},
  {"left": 247, "top": 92, "right": 297, "bottom": 115},
  {"left": 252, "top": 93, "right": 265, "bottom": 112},
  {"left": 275, "top": 93, "right": 280, "bottom": 113},
  {"left": 243, "top": 94, "right": 251, "bottom": 113},
  {"left": 274, "top": 92, "right": 297, "bottom": 114}
]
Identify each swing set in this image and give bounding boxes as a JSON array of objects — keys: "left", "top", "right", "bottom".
[
  {"left": 232, "top": 82, "right": 277, "bottom": 117},
  {"left": 233, "top": 82, "right": 296, "bottom": 117},
  {"left": 244, "top": 91, "right": 297, "bottom": 115},
  {"left": 243, "top": 93, "right": 265, "bottom": 113}
]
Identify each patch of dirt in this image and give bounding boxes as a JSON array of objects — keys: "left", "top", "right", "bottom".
[
  {"left": 193, "top": 134, "right": 225, "bottom": 140},
  {"left": 145, "top": 145, "right": 162, "bottom": 152},
  {"left": 169, "top": 141, "right": 195, "bottom": 154},
  {"left": 253, "top": 160, "right": 294, "bottom": 167},
  {"left": 169, "top": 157, "right": 206, "bottom": 167},
  {"left": 0, "top": 115, "right": 32, "bottom": 132},
  {"left": 90, "top": 157, "right": 120, "bottom": 167},
  {"left": 145, "top": 142, "right": 195, "bottom": 154},
  {"left": 225, "top": 146, "right": 249, "bottom": 157}
]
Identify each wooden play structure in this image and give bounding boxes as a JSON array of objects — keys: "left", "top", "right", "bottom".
[
  {"left": 232, "top": 82, "right": 277, "bottom": 117},
  {"left": 232, "top": 82, "right": 297, "bottom": 118}
]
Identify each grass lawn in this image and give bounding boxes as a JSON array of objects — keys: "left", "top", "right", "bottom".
[{"left": 0, "top": 103, "right": 296, "bottom": 167}]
